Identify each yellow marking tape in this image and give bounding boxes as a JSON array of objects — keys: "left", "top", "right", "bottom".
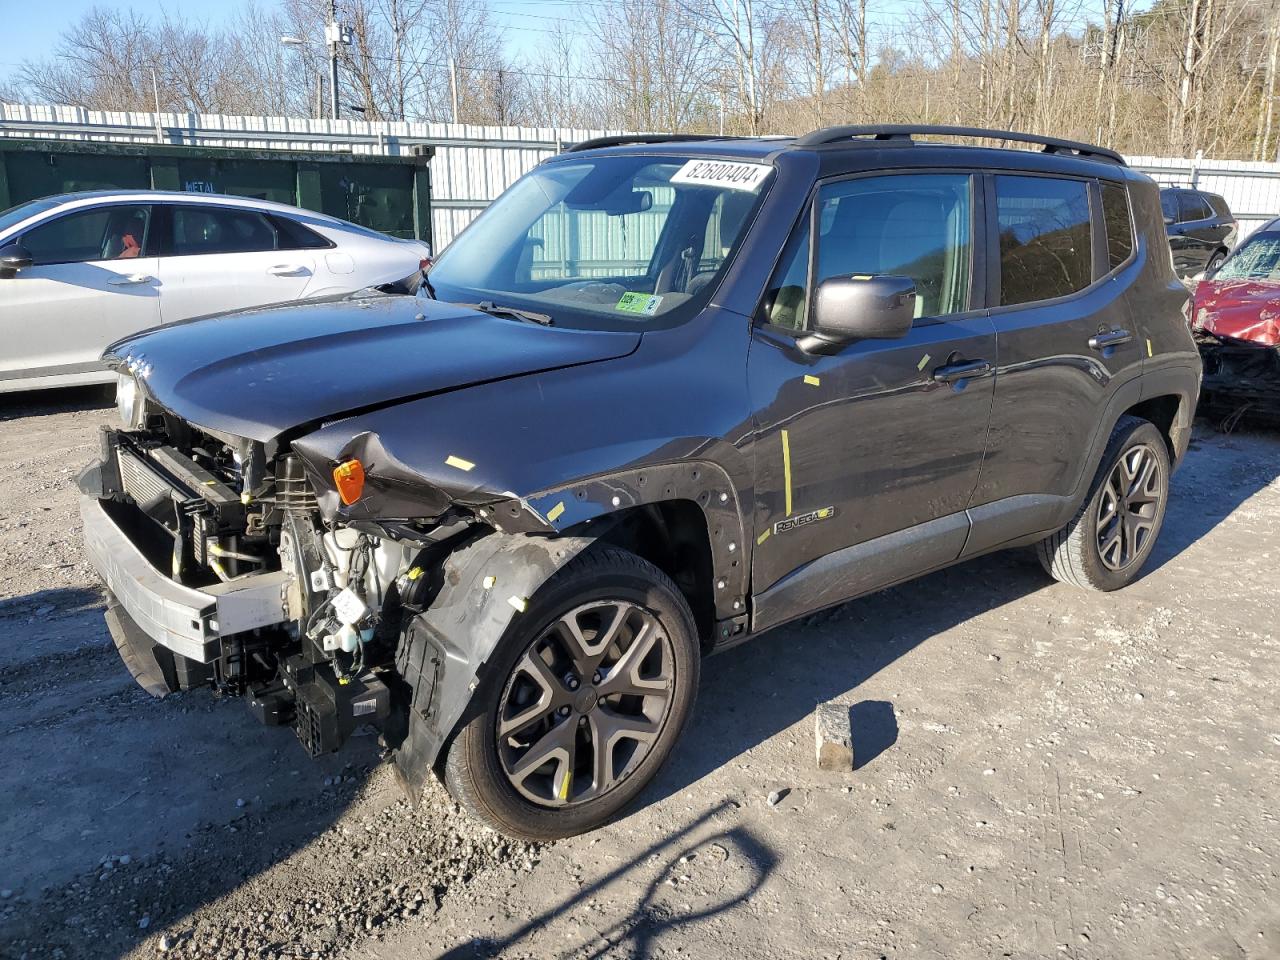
[
  {"left": 781, "top": 429, "right": 793, "bottom": 517},
  {"left": 507, "top": 595, "right": 528, "bottom": 613},
  {"left": 917, "top": 353, "right": 931, "bottom": 372},
  {"left": 558, "top": 768, "right": 572, "bottom": 801},
  {"left": 850, "top": 274, "right": 873, "bottom": 281},
  {"left": 483, "top": 575, "right": 497, "bottom": 589},
  {"left": 1146, "top": 338, "right": 1154, "bottom": 357},
  {"left": 406, "top": 566, "right": 423, "bottom": 581},
  {"left": 757, "top": 528, "right": 771, "bottom": 545},
  {"left": 547, "top": 500, "right": 566, "bottom": 522},
  {"left": 444, "top": 454, "right": 475, "bottom": 471},
  {"left": 803, "top": 374, "right": 820, "bottom": 386}
]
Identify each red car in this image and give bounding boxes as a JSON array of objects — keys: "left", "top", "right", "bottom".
[{"left": 1193, "top": 223, "right": 1280, "bottom": 421}]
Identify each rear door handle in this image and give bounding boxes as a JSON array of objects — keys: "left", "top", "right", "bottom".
[
  {"left": 1088, "top": 329, "right": 1132, "bottom": 350},
  {"left": 108, "top": 274, "right": 154, "bottom": 286},
  {"left": 268, "top": 264, "right": 309, "bottom": 277},
  {"left": 932, "top": 359, "right": 992, "bottom": 383}
]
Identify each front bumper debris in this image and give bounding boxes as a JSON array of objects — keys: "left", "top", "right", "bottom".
[
  {"left": 80, "top": 495, "right": 290, "bottom": 663},
  {"left": 1196, "top": 332, "right": 1280, "bottom": 422}
]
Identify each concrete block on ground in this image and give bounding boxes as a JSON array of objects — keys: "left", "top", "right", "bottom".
[{"left": 815, "top": 700, "right": 853, "bottom": 771}]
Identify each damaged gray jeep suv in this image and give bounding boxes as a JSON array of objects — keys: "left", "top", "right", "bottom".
[{"left": 79, "top": 126, "right": 1200, "bottom": 839}]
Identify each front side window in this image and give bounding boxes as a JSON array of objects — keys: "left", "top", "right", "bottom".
[
  {"left": 1214, "top": 233, "right": 1280, "bottom": 281},
  {"left": 171, "top": 206, "right": 278, "bottom": 256},
  {"left": 427, "top": 154, "right": 772, "bottom": 330},
  {"left": 995, "top": 175, "right": 1092, "bottom": 306},
  {"left": 814, "top": 173, "right": 973, "bottom": 318},
  {"left": 764, "top": 215, "right": 811, "bottom": 330},
  {"left": 1101, "top": 182, "right": 1134, "bottom": 270},
  {"left": 22, "top": 205, "right": 151, "bottom": 265}
]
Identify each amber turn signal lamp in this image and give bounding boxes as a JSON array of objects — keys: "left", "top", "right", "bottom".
[{"left": 332, "top": 459, "right": 366, "bottom": 505}]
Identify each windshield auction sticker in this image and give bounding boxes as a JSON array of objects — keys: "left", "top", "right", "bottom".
[
  {"left": 616, "top": 292, "right": 663, "bottom": 315},
  {"left": 670, "top": 159, "right": 772, "bottom": 192}
]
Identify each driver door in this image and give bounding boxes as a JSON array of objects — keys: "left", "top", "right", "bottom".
[
  {"left": 747, "top": 172, "right": 997, "bottom": 628},
  {"left": 1, "top": 204, "right": 160, "bottom": 386}
]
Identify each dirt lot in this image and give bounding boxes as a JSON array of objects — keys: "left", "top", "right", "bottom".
[{"left": 1, "top": 388, "right": 1278, "bottom": 960}]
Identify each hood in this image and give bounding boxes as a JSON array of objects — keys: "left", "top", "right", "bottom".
[
  {"left": 1193, "top": 278, "right": 1280, "bottom": 346},
  {"left": 107, "top": 295, "right": 641, "bottom": 442}
]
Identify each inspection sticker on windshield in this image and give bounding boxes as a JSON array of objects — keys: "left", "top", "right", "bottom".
[
  {"left": 670, "top": 159, "right": 771, "bottom": 192},
  {"left": 616, "top": 292, "right": 663, "bottom": 315}
]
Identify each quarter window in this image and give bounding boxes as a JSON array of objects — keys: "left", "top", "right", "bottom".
[
  {"left": 995, "top": 175, "right": 1092, "bottom": 306},
  {"left": 814, "top": 173, "right": 973, "bottom": 318},
  {"left": 171, "top": 206, "right": 279, "bottom": 256},
  {"left": 1101, "top": 182, "right": 1133, "bottom": 270},
  {"left": 21, "top": 205, "right": 151, "bottom": 265},
  {"left": 764, "top": 215, "right": 811, "bottom": 330}
]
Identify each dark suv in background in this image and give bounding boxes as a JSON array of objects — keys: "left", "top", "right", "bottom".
[
  {"left": 79, "top": 125, "right": 1200, "bottom": 840},
  {"left": 1160, "top": 186, "right": 1237, "bottom": 278}
]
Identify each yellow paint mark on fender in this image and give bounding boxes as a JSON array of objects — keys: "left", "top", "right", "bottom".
[
  {"left": 803, "top": 374, "right": 821, "bottom": 386},
  {"left": 444, "top": 454, "right": 475, "bottom": 471},
  {"left": 917, "top": 353, "right": 931, "bottom": 372},
  {"left": 1146, "top": 338, "right": 1154, "bottom": 357},
  {"left": 781, "top": 429, "right": 793, "bottom": 517},
  {"left": 757, "top": 528, "right": 771, "bottom": 545},
  {"left": 547, "top": 500, "right": 566, "bottom": 522}
]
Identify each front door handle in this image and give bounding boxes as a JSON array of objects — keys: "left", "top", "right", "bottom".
[
  {"left": 932, "top": 359, "right": 992, "bottom": 383},
  {"left": 268, "top": 264, "right": 309, "bottom": 277},
  {"left": 108, "top": 274, "right": 154, "bottom": 286},
  {"left": 1088, "top": 329, "right": 1132, "bottom": 350}
]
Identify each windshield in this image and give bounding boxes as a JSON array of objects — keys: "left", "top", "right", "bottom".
[
  {"left": 1216, "top": 233, "right": 1280, "bottom": 281},
  {"left": 0, "top": 198, "right": 61, "bottom": 236},
  {"left": 426, "top": 154, "right": 772, "bottom": 329}
]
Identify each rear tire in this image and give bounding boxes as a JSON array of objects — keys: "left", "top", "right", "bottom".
[
  {"left": 441, "top": 545, "right": 699, "bottom": 840},
  {"left": 1036, "top": 416, "right": 1170, "bottom": 591},
  {"left": 1205, "top": 251, "right": 1226, "bottom": 275}
]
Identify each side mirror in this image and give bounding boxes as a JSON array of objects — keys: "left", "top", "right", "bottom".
[
  {"left": 799, "top": 275, "right": 917, "bottom": 354},
  {"left": 0, "top": 242, "right": 33, "bottom": 278}
]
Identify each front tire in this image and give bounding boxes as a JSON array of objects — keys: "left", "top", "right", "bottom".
[
  {"left": 441, "top": 546, "right": 699, "bottom": 840},
  {"left": 1037, "top": 416, "right": 1170, "bottom": 591}
]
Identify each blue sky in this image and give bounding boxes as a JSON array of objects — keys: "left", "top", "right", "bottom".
[{"left": 0, "top": 0, "right": 589, "bottom": 81}]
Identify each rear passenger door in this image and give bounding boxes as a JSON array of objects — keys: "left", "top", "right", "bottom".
[
  {"left": 747, "top": 171, "right": 997, "bottom": 620},
  {"left": 1176, "top": 191, "right": 1218, "bottom": 274},
  {"left": 155, "top": 205, "right": 316, "bottom": 322},
  {"left": 965, "top": 173, "right": 1143, "bottom": 555}
]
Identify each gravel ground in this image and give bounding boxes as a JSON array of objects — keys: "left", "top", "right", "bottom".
[{"left": 1, "top": 388, "right": 1278, "bottom": 960}]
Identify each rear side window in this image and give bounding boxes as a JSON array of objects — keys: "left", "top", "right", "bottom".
[
  {"left": 271, "top": 215, "right": 332, "bottom": 250},
  {"left": 814, "top": 172, "right": 973, "bottom": 318},
  {"left": 1101, "top": 182, "right": 1133, "bottom": 270},
  {"left": 1206, "top": 194, "right": 1232, "bottom": 219},
  {"left": 995, "top": 175, "right": 1092, "bottom": 306},
  {"left": 1179, "top": 193, "right": 1213, "bottom": 222},
  {"left": 171, "top": 206, "right": 278, "bottom": 256},
  {"left": 22, "top": 205, "right": 151, "bottom": 265}
]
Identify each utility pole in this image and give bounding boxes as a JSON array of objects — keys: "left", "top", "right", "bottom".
[
  {"left": 324, "top": 0, "right": 351, "bottom": 121},
  {"left": 448, "top": 57, "right": 460, "bottom": 124}
]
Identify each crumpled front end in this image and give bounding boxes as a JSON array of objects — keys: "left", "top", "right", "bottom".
[
  {"left": 1195, "top": 330, "right": 1280, "bottom": 424},
  {"left": 76, "top": 384, "right": 584, "bottom": 782}
]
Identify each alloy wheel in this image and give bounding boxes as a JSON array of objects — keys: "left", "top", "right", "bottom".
[
  {"left": 495, "top": 600, "right": 675, "bottom": 808},
  {"left": 1096, "top": 442, "right": 1163, "bottom": 571}
]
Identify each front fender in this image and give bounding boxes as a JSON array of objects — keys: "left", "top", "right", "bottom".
[{"left": 390, "top": 531, "right": 594, "bottom": 803}]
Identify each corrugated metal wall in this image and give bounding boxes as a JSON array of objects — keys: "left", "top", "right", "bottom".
[{"left": 4, "top": 104, "right": 1280, "bottom": 246}]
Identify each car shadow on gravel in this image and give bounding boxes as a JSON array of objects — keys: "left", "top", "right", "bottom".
[
  {"left": 0, "top": 385, "right": 113, "bottom": 422},
  {"left": 435, "top": 802, "right": 776, "bottom": 960},
  {"left": 646, "top": 428, "right": 1280, "bottom": 808}
]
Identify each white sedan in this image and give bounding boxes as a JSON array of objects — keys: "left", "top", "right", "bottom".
[{"left": 0, "top": 191, "right": 431, "bottom": 392}]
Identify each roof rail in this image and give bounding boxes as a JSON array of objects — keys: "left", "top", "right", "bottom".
[
  {"left": 792, "top": 125, "right": 1125, "bottom": 165},
  {"left": 564, "top": 133, "right": 735, "bottom": 153}
]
